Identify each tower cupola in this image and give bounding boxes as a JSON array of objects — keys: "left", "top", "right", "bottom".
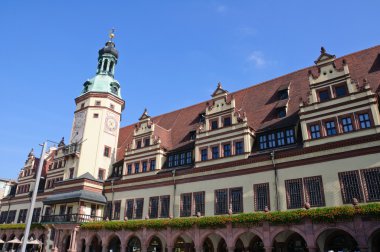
[{"left": 80, "top": 30, "right": 122, "bottom": 99}]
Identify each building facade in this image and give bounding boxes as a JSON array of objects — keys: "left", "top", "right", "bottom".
[{"left": 1, "top": 38, "right": 380, "bottom": 252}]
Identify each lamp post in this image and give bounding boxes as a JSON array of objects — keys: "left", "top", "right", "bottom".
[{"left": 20, "top": 141, "right": 48, "bottom": 252}]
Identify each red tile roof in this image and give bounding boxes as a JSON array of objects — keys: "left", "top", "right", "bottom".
[{"left": 116, "top": 45, "right": 380, "bottom": 161}]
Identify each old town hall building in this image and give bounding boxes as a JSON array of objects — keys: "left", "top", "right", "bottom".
[{"left": 1, "top": 37, "right": 380, "bottom": 252}]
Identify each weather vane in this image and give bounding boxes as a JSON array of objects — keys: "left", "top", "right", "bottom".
[{"left": 109, "top": 28, "right": 115, "bottom": 41}]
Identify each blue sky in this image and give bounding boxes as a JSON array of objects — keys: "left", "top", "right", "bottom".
[{"left": 0, "top": 1, "right": 379, "bottom": 179}]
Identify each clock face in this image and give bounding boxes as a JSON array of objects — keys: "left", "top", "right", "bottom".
[
  {"left": 71, "top": 111, "right": 87, "bottom": 142},
  {"left": 105, "top": 114, "right": 118, "bottom": 134}
]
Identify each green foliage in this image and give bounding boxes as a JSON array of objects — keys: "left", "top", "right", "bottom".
[
  {"left": 80, "top": 203, "right": 380, "bottom": 231},
  {"left": 0, "top": 223, "right": 45, "bottom": 230}
]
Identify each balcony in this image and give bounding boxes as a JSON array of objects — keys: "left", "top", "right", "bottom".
[
  {"left": 62, "top": 143, "right": 81, "bottom": 156},
  {"left": 41, "top": 213, "right": 103, "bottom": 224}
]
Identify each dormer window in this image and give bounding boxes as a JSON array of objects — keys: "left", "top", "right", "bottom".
[
  {"left": 277, "top": 89, "right": 289, "bottom": 100},
  {"left": 136, "top": 140, "right": 142, "bottom": 149},
  {"left": 318, "top": 89, "right": 330, "bottom": 102},
  {"left": 198, "top": 113, "right": 206, "bottom": 123},
  {"left": 189, "top": 131, "right": 196, "bottom": 140},
  {"left": 144, "top": 138, "right": 150, "bottom": 147},
  {"left": 334, "top": 84, "right": 348, "bottom": 98},
  {"left": 111, "top": 86, "right": 118, "bottom": 95},
  {"left": 223, "top": 117, "right": 231, "bottom": 127},
  {"left": 277, "top": 107, "right": 287, "bottom": 118},
  {"left": 211, "top": 120, "right": 218, "bottom": 130}
]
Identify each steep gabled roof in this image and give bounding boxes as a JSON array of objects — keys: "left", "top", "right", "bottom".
[{"left": 116, "top": 45, "right": 380, "bottom": 161}]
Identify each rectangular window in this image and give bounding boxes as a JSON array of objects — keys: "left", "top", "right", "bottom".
[
  {"left": 127, "top": 164, "right": 132, "bottom": 175},
  {"left": 150, "top": 160, "right": 156, "bottom": 171},
  {"left": 136, "top": 140, "right": 142, "bottom": 149},
  {"left": 149, "top": 197, "right": 159, "bottom": 219},
  {"left": 277, "top": 89, "right": 289, "bottom": 100},
  {"left": 201, "top": 149, "right": 208, "bottom": 161},
  {"left": 211, "top": 120, "right": 218, "bottom": 130},
  {"left": 215, "top": 189, "right": 228, "bottom": 215},
  {"left": 69, "top": 168, "right": 74, "bottom": 179},
  {"left": 325, "top": 121, "right": 337, "bottom": 136},
  {"left": 318, "top": 90, "right": 330, "bottom": 102},
  {"left": 168, "top": 155, "right": 174, "bottom": 167},
  {"left": 110, "top": 104, "right": 115, "bottom": 110},
  {"left": 194, "top": 191, "right": 205, "bottom": 216},
  {"left": 103, "top": 146, "right": 110, "bottom": 157},
  {"left": 286, "top": 178, "right": 304, "bottom": 209},
  {"left": 160, "top": 196, "right": 170, "bottom": 218},
  {"left": 361, "top": 168, "right": 380, "bottom": 202},
  {"left": 144, "top": 138, "right": 150, "bottom": 147},
  {"left": 259, "top": 135, "right": 267, "bottom": 150},
  {"left": 6, "top": 210, "right": 16, "bottom": 223},
  {"left": 304, "top": 176, "right": 325, "bottom": 207},
  {"left": 268, "top": 133, "right": 276, "bottom": 148},
  {"left": 174, "top": 154, "right": 179, "bottom": 166},
  {"left": 93, "top": 113, "right": 99, "bottom": 118},
  {"left": 335, "top": 85, "right": 348, "bottom": 98},
  {"left": 254, "top": 183, "right": 270, "bottom": 211},
  {"left": 186, "top": 151, "right": 192, "bottom": 164},
  {"left": 223, "top": 143, "right": 231, "bottom": 157},
  {"left": 180, "top": 193, "right": 192, "bottom": 217},
  {"left": 17, "top": 209, "right": 28, "bottom": 223},
  {"left": 125, "top": 199, "right": 134, "bottom": 220},
  {"left": 339, "top": 171, "right": 363, "bottom": 204},
  {"left": 223, "top": 117, "right": 231, "bottom": 127},
  {"left": 0, "top": 212, "right": 7, "bottom": 224},
  {"left": 341, "top": 117, "right": 353, "bottom": 132},
  {"left": 180, "top": 153, "right": 186, "bottom": 165},
  {"left": 142, "top": 161, "right": 147, "bottom": 172},
  {"left": 95, "top": 100, "right": 101, "bottom": 106},
  {"left": 310, "top": 124, "right": 321, "bottom": 139},
  {"left": 212, "top": 146, "right": 219, "bottom": 159},
  {"left": 32, "top": 208, "right": 41, "bottom": 223},
  {"left": 113, "top": 201, "right": 121, "bottom": 220},
  {"left": 230, "top": 187, "right": 243, "bottom": 213},
  {"left": 235, "top": 141, "right": 244, "bottom": 155},
  {"left": 134, "top": 163, "right": 140, "bottom": 174},
  {"left": 98, "top": 169, "right": 105, "bottom": 180},
  {"left": 358, "top": 113, "right": 371, "bottom": 129},
  {"left": 189, "top": 131, "right": 196, "bottom": 140},
  {"left": 135, "top": 198, "right": 144, "bottom": 219},
  {"left": 277, "top": 131, "right": 285, "bottom": 146}
]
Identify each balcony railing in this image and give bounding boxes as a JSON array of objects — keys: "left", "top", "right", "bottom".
[
  {"left": 41, "top": 214, "right": 103, "bottom": 223},
  {"left": 62, "top": 143, "right": 81, "bottom": 156}
]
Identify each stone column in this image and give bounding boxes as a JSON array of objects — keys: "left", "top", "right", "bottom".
[
  {"left": 263, "top": 247, "right": 273, "bottom": 252},
  {"left": 307, "top": 247, "right": 318, "bottom": 252},
  {"left": 102, "top": 244, "right": 108, "bottom": 252},
  {"left": 85, "top": 244, "right": 91, "bottom": 252},
  {"left": 141, "top": 244, "right": 147, "bottom": 252},
  {"left": 167, "top": 246, "right": 174, "bottom": 252},
  {"left": 227, "top": 247, "right": 234, "bottom": 252},
  {"left": 194, "top": 246, "right": 202, "bottom": 252}
]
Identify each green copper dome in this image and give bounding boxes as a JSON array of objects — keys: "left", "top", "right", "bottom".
[
  {"left": 79, "top": 38, "right": 122, "bottom": 99},
  {"left": 81, "top": 75, "right": 121, "bottom": 98}
]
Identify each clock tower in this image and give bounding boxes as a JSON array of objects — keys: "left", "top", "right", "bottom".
[{"left": 70, "top": 32, "right": 125, "bottom": 179}]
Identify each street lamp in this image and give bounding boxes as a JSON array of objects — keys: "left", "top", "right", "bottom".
[{"left": 20, "top": 140, "right": 57, "bottom": 252}]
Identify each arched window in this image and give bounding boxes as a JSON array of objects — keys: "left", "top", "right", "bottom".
[
  {"left": 103, "top": 59, "right": 108, "bottom": 71},
  {"left": 109, "top": 61, "right": 114, "bottom": 73}
]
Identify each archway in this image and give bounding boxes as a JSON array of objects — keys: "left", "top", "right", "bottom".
[
  {"left": 108, "top": 235, "right": 121, "bottom": 252},
  {"left": 321, "top": 229, "right": 359, "bottom": 252},
  {"left": 203, "top": 238, "right": 214, "bottom": 252},
  {"left": 148, "top": 236, "right": 162, "bottom": 252},
  {"left": 80, "top": 238, "right": 86, "bottom": 252},
  {"left": 370, "top": 229, "right": 380, "bottom": 252},
  {"left": 26, "top": 233, "right": 38, "bottom": 252},
  {"left": 89, "top": 235, "right": 102, "bottom": 252},
  {"left": 0, "top": 234, "right": 6, "bottom": 251},
  {"left": 127, "top": 236, "right": 141, "bottom": 252},
  {"left": 272, "top": 230, "right": 308, "bottom": 252},
  {"left": 217, "top": 238, "right": 227, "bottom": 252},
  {"left": 39, "top": 234, "right": 45, "bottom": 252},
  {"left": 234, "top": 239, "right": 244, "bottom": 252},
  {"left": 248, "top": 236, "right": 265, "bottom": 252},
  {"left": 174, "top": 234, "right": 194, "bottom": 252},
  {"left": 63, "top": 235, "right": 71, "bottom": 252}
]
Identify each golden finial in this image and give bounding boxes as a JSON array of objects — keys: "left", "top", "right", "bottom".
[{"left": 109, "top": 28, "right": 115, "bottom": 41}]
